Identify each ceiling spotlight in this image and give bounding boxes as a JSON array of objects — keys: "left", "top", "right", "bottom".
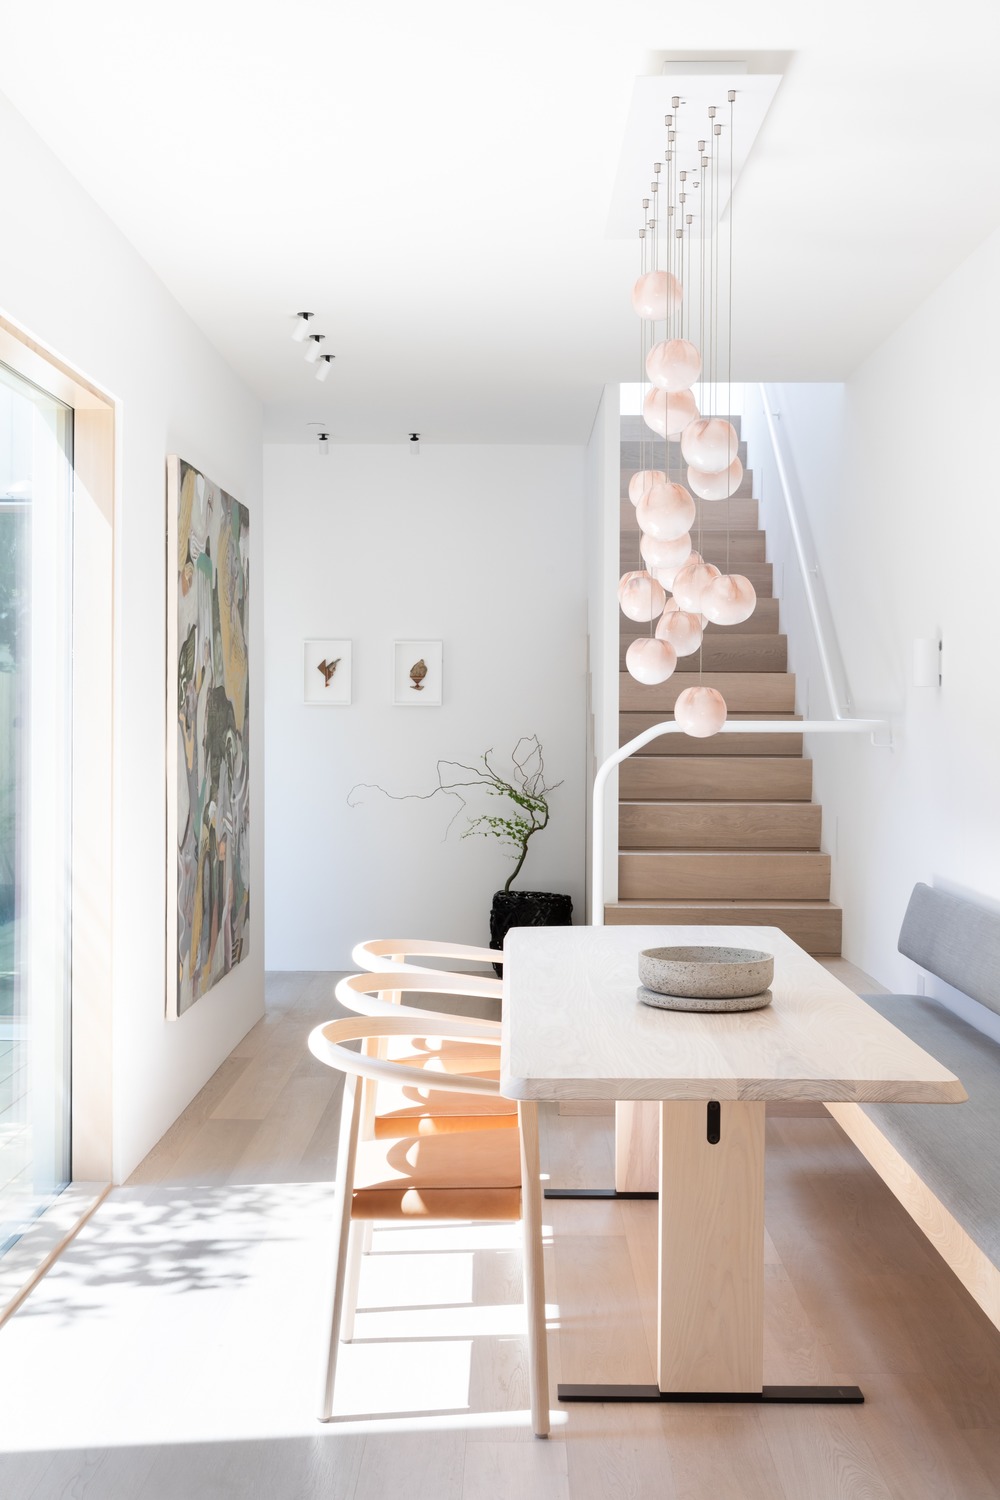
[
  {"left": 315, "top": 354, "right": 336, "bottom": 383},
  {"left": 317, "top": 431, "right": 331, "bottom": 456},
  {"left": 409, "top": 431, "right": 421, "bottom": 455},
  {"left": 304, "top": 333, "right": 326, "bottom": 363},
  {"left": 291, "top": 312, "right": 314, "bottom": 343}
]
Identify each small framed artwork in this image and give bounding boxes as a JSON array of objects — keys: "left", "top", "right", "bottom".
[
  {"left": 392, "top": 639, "right": 443, "bottom": 706},
  {"left": 304, "top": 639, "right": 352, "bottom": 705}
]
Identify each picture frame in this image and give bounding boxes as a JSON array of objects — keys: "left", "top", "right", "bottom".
[
  {"left": 392, "top": 639, "right": 443, "bottom": 706},
  {"left": 304, "top": 639, "right": 352, "bottom": 705},
  {"left": 166, "top": 455, "right": 251, "bottom": 1019}
]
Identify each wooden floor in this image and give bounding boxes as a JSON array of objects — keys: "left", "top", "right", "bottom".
[{"left": 2, "top": 966, "right": 1000, "bottom": 1497}]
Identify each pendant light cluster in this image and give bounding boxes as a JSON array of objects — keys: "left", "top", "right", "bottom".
[{"left": 620, "top": 91, "right": 755, "bottom": 739}]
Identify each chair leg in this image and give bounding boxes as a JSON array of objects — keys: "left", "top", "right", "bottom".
[
  {"left": 319, "top": 1072, "right": 363, "bottom": 1422},
  {"left": 339, "top": 1219, "right": 365, "bottom": 1343},
  {"left": 518, "top": 1101, "right": 550, "bottom": 1438}
]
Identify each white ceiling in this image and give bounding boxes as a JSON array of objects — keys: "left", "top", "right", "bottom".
[{"left": 1, "top": 1, "right": 998, "bottom": 444}]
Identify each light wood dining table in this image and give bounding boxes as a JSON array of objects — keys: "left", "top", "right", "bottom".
[{"left": 500, "top": 923, "right": 966, "bottom": 1406}]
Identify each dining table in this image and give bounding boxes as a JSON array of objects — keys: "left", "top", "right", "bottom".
[{"left": 499, "top": 923, "right": 966, "bottom": 1406}]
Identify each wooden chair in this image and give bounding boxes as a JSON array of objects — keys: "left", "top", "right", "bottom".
[
  {"left": 351, "top": 937, "right": 503, "bottom": 995},
  {"left": 334, "top": 972, "right": 519, "bottom": 1340},
  {"left": 334, "top": 971, "right": 516, "bottom": 1138},
  {"left": 308, "top": 1012, "right": 549, "bottom": 1437}
]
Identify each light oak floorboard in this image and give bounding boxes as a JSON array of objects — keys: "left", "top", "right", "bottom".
[{"left": 4, "top": 969, "right": 1000, "bottom": 1499}]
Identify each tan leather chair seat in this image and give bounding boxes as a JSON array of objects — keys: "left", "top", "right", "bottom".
[
  {"left": 351, "top": 1127, "right": 522, "bottom": 1220},
  {"left": 374, "top": 1038, "right": 517, "bottom": 1136}
]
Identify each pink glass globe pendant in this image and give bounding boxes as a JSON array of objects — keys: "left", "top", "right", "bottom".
[
  {"left": 635, "top": 481, "right": 696, "bottom": 541},
  {"left": 655, "top": 601, "right": 703, "bottom": 656},
  {"left": 646, "top": 338, "right": 702, "bottom": 393},
  {"left": 681, "top": 418, "right": 739, "bottom": 475},
  {"left": 686, "top": 456, "right": 744, "bottom": 501},
  {"left": 640, "top": 531, "right": 692, "bottom": 581},
  {"left": 665, "top": 388, "right": 700, "bottom": 437},
  {"left": 618, "top": 570, "right": 667, "bottom": 622},
  {"left": 672, "top": 559, "right": 722, "bottom": 613},
  {"left": 628, "top": 469, "right": 666, "bottom": 506},
  {"left": 626, "top": 636, "right": 678, "bottom": 685},
  {"left": 674, "top": 685, "right": 728, "bottom": 738},
  {"left": 643, "top": 388, "right": 700, "bottom": 439},
  {"left": 631, "top": 270, "right": 683, "bottom": 321},
  {"left": 701, "top": 573, "right": 757, "bottom": 626}
]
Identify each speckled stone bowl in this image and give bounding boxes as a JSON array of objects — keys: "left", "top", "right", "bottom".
[
  {"left": 637, "top": 984, "right": 773, "bottom": 1014},
  {"left": 638, "top": 945, "right": 774, "bottom": 1000}
]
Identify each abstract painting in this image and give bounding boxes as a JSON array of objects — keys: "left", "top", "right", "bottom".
[{"left": 167, "top": 456, "right": 250, "bottom": 1017}]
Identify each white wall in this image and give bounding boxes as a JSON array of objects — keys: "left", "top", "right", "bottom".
[
  {"left": 584, "top": 386, "right": 621, "bottom": 917},
  {"left": 752, "top": 222, "right": 1000, "bottom": 1009},
  {"left": 0, "top": 93, "right": 264, "bottom": 1181},
  {"left": 263, "top": 442, "right": 588, "bottom": 969}
]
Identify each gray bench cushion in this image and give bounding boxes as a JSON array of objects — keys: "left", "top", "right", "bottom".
[
  {"left": 899, "top": 883, "right": 1000, "bottom": 1016},
  {"left": 858, "top": 992, "right": 1000, "bottom": 1267}
]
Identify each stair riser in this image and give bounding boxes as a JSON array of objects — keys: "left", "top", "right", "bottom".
[
  {"left": 614, "top": 599, "right": 781, "bottom": 638},
  {"left": 621, "top": 535, "right": 766, "bottom": 568},
  {"left": 620, "top": 415, "right": 742, "bottom": 440},
  {"left": 619, "top": 672, "right": 795, "bottom": 714},
  {"left": 620, "top": 719, "right": 804, "bottom": 757},
  {"left": 618, "top": 852, "right": 831, "bottom": 901},
  {"left": 604, "top": 904, "right": 843, "bottom": 956},
  {"left": 620, "top": 497, "right": 758, "bottom": 530},
  {"left": 619, "top": 803, "right": 821, "bottom": 850},
  {"left": 619, "top": 636, "right": 787, "bottom": 674},
  {"left": 619, "top": 758, "right": 813, "bottom": 801},
  {"left": 620, "top": 441, "right": 749, "bottom": 469},
  {"left": 618, "top": 563, "right": 773, "bottom": 598}
]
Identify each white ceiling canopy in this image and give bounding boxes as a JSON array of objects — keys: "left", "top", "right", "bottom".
[{"left": 606, "top": 69, "right": 783, "bottom": 240}]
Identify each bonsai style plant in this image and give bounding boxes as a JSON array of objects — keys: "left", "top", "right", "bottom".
[{"left": 349, "top": 735, "right": 572, "bottom": 968}]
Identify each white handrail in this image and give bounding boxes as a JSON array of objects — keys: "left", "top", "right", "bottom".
[
  {"left": 756, "top": 384, "right": 853, "bottom": 718},
  {"left": 591, "top": 717, "right": 883, "bottom": 924}
]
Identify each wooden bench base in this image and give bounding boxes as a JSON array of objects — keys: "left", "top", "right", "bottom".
[{"left": 827, "top": 1101, "right": 1000, "bottom": 1332}]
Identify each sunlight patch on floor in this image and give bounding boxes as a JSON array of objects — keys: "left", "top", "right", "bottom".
[{"left": 0, "top": 1180, "right": 543, "bottom": 1454}]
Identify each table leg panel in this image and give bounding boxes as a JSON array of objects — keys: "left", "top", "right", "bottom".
[
  {"left": 614, "top": 1101, "right": 660, "bottom": 1193},
  {"left": 657, "top": 1100, "right": 766, "bottom": 1394}
]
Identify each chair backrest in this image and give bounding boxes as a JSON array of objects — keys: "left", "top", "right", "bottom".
[
  {"left": 899, "top": 882, "right": 1000, "bottom": 1015},
  {"left": 309, "top": 1013, "right": 502, "bottom": 1096},
  {"left": 336, "top": 971, "right": 502, "bottom": 1028},
  {"left": 352, "top": 937, "right": 502, "bottom": 979}
]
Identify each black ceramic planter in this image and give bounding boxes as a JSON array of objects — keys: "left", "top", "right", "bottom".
[{"left": 489, "top": 889, "right": 573, "bottom": 976}]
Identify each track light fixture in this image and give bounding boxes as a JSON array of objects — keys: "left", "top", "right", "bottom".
[
  {"left": 315, "top": 354, "right": 336, "bottom": 383},
  {"left": 307, "top": 421, "right": 331, "bottom": 455},
  {"left": 409, "top": 431, "right": 421, "bottom": 455},
  {"left": 291, "top": 312, "right": 315, "bottom": 342},
  {"left": 304, "top": 334, "right": 326, "bottom": 363}
]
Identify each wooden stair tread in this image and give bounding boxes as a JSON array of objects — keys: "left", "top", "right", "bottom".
[
  {"left": 620, "top": 758, "right": 813, "bottom": 801},
  {"left": 604, "top": 899, "right": 843, "bottom": 956},
  {"left": 608, "top": 898, "right": 840, "bottom": 910},
  {"left": 619, "top": 635, "right": 788, "bottom": 674},
  {"left": 620, "top": 672, "right": 795, "bottom": 713}
]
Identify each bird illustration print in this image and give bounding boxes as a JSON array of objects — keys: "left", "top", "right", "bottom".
[{"left": 317, "top": 657, "right": 341, "bottom": 688}]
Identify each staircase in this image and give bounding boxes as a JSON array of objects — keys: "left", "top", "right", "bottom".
[{"left": 607, "top": 415, "right": 842, "bottom": 956}]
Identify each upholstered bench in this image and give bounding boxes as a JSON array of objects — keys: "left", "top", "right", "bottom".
[{"left": 827, "top": 882, "right": 1000, "bottom": 1329}]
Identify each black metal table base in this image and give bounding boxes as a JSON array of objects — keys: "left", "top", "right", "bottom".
[
  {"left": 543, "top": 1188, "right": 659, "bottom": 1201},
  {"left": 559, "top": 1383, "right": 864, "bottom": 1405}
]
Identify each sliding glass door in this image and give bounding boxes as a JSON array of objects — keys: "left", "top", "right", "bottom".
[{"left": 0, "top": 361, "right": 73, "bottom": 1254}]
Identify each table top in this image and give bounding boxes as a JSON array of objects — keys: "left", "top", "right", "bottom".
[{"left": 500, "top": 924, "right": 967, "bottom": 1105}]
